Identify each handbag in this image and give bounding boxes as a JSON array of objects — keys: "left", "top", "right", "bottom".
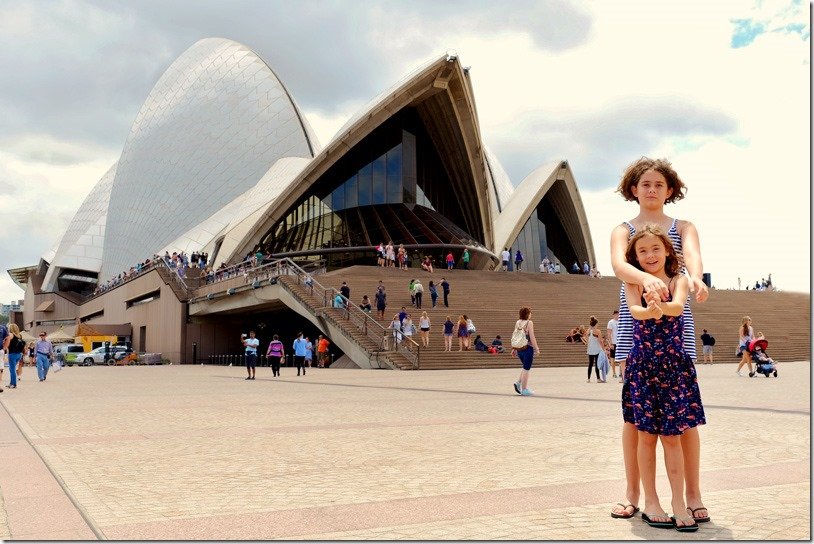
[
  {"left": 52, "top": 359, "right": 63, "bottom": 372},
  {"left": 511, "top": 320, "right": 529, "bottom": 349}
]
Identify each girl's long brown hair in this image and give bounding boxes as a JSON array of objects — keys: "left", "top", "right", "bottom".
[{"left": 625, "top": 224, "right": 680, "bottom": 277}]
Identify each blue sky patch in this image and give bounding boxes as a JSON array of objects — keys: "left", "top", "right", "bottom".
[{"left": 731, "top": 18, "right": 766, "bottom": 48}]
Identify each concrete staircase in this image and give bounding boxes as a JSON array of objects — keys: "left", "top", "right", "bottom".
[{"left": 311, "top": 266, "right": 810, "bottom": 370}]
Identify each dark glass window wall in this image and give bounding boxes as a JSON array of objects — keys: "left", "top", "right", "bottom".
[{"left": 260, "top": 107, "right": 491, "bottom": 266}]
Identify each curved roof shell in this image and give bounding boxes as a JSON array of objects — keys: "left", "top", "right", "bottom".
[
  {"left": 217, "top": 53, "right": 499, "bottom": 264},
  {"left": 493, "top": 160, "right": 595, "bottom": 264},
  {"left": 41, "top": 162, "right": 117, "bottom": 291},
  {"left": 99, "top": 38, "right": 319, "bottom": 279}
]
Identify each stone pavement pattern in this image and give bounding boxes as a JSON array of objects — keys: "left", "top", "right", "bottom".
[{"left": 0, "top": 360, "right": 809, "bottom": 540}]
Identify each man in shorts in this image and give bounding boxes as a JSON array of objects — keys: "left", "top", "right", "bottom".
[
  {"left": 606, "top": 310, "right": 619, "bottom": 378},
  {"left": 501, "top": 248, "right": 511, "bottom": 271},
  {"left": 700, "top": 329, "right": 715, "bottom": 364}
]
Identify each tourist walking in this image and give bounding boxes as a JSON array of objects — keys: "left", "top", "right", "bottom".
[
  {"left": 428, "top": 281, "right": 438, "bottom": 308},
  {"left": 511, "top": 306, "right": 540, "bottom": 396},
  {"left": 583, "top": 316, "right": 605, "bottom": 382},
  {"left": 514, "top": 249, "right": 524, "bottom": 271},
  {"left": 293, "top": 332, "right": 307, "bottom": 375},
  {"left": 501, "top": 248, "right": 511, "bottom": 271},
  {"left": 305, "top": 336, "right": 313, "bottom": 368},
  {"left": 317, "top": 335, "right": 330, "bottom": 368},
  {"left": 242, "top": 331, "right": 259, "bottom": 380},
  {"left": 413, "top": 279, "right": 424, "bottom": 309},
  {"left": 736, "top": 316, "right": 755, "bottom": 376},
  {"left": 609, "top": 157, "right": 709, "bottom": 525},
  {"left": 0, "top": 323, "right": 7, "bottom": 390},
  {"left": 418, "top": 311, "right": 431, "bottom": 347},
  {"left": 700, "top": 329, "right": 715, "bottom": 364},
  {"left": 6, "top": 324, "right": 24, "bottom": 389},
  {"left": 266, "top": 334, "right": 284, "bottom": 377},
  {"left": 35, "top": 331, "right": 54, "bottom": 382},
  {"left": 402, "top": 314, "right": 416, "bottom": 346},
  {"left": 375, "top": 286, "right": 387, "bottom": 319},
  {"left": 388, "top": 314, "right": 403, "bottom": 348},
  {"left": 442, "top": 315, "right": 454, "bottom": 351},
  {"left": 445, "top": 251, "right": 455, "bottom": 270},
  {"left": 619, "top": 224, "right": 705, "bottom": 532},
  {"left": 462, "top": 248, "right": 470, "bottom": 270},
  {"left": 456, "top": 315, "right": 470, "bottom": 351},
  {"left": 607, "top": 309, "right": 619, "bottom": 379},
  {"left": 440, "top": 277, "right": 450, "bottom": 307}
]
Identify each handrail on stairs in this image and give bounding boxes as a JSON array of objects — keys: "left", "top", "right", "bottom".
[{"left": 281, "top": 261, "right": 420, "bottom": 369}]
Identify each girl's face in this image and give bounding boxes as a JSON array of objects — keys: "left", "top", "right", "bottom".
[
  {"left": 631, "top": 170, "right": 673, "bottom": 207},
  {"left": 634, "top": 233, "right": 668, "bottom": 273}
]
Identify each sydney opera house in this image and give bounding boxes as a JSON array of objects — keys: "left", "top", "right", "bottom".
[{"left": 9, "top": 38, "right": 595, "bottom": 364}]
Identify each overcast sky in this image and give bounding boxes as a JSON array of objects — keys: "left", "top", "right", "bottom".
[{"left": 0, "top": 0, "right": 809, "bottom": 304}]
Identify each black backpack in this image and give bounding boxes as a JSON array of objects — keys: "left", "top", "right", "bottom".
[{"left": 708, "top": 336, "right": 716, "bottom": 346}]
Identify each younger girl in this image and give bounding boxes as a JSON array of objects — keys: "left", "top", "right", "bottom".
[{"left": 624, "top": 225, "right": 705, "bottom": 532}]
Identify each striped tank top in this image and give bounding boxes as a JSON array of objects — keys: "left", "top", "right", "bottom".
[{"left": 615, "top": 218, "right": 697, "bottom": 362}]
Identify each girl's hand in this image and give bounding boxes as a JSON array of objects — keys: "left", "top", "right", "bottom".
[
  {"left": 511, "top": 348, "right": 517, "bottom": 357},
  {"left": 689, "top": 276, "right": 709, "bottom": 302},
  {"left": 647, "top": 298, "right": 663, "bottom": 319},
  {"left": 642, "top": 273, "right": 670, "bottom": 301}
]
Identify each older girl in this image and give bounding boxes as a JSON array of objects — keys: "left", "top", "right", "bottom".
[{"left": 610, "top": 157, "right": 710, "bottom": 525}]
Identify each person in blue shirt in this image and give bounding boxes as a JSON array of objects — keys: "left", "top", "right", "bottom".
[
  {"left": 242, "top": 331, "right": 259, "bottom": 380},
  {"left": 292, "top": 332, "right": 308, "bottom": 376}
]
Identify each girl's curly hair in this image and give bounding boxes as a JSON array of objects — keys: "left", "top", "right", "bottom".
[{"left": 616, "top": 157, "right": 686, "bottom": 204}]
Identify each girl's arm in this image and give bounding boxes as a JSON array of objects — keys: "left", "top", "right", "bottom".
[
  {"left": 526, "top": 320, "right": 540, "bottom": 354},
  {"left": 659, "top": 275, "right": 689, "bottom": 316},
  {"left": 625, "top": 282, "right": 663, "bottom": 320},
  {"left": 678, "top": 220, "right": 709, "bottom": 302},
  {"left": 611, "top": 224, "right": 670, "bottom": 301}
]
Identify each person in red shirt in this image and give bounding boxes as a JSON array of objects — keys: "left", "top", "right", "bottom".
[
  {"left": 445, "top": 252, "right": 454, "bottom": 270},
  {"left": 317, "top": 335, "right": 330, "bottom": 368}
]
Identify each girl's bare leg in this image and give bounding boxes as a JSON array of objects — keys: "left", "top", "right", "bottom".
[
  {"left": 638, "top": 431, "right": 669, "bottom": 523},
  {"left": 612, "top": 422, "right": 641, "bottom": 517},
  {"left": 681, "top": 427, "right": 708, "bottom": 520},
  {"left": 661, "top": 434, "right": 691, "bottom": 527}
]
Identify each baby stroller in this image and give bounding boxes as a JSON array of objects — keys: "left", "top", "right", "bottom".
[{"left": 749, "top": 338, "right": 778, "bottom": 378}]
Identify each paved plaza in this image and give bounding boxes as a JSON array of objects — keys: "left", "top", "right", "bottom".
[{"left": 0, "top": 359, "right": 809, "bottom": 540}]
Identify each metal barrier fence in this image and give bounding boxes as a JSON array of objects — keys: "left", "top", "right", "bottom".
[{"left": 206, "top": 353, "right": 334, "bottom": 367}]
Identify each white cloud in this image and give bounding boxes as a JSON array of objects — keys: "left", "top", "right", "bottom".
[{"left": 0, "top": 0, "right": 808, "bottom": 304}]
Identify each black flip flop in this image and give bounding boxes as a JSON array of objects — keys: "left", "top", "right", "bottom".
[
  {"left": 671, "top": 515, "right": 699, "bottom": 532},
  {"left": 513, "top": 382, "right": 521, "bottom": 395},
  {"left": 641, "top": 513, "right": 673, "bottom": 529},
  {"left": 610, "top": 503, "right": 639, "bottom": 519},
  {"left": 688, "top": 507, "right": 711, "bottom": 523}
]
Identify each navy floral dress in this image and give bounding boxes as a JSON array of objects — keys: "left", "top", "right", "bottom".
[{"left": 622, "top": 293, "right": 706, "bottom": 436}]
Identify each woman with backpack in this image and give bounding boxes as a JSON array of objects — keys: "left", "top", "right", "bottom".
[{"left": 511, "top": 306, "right": 540, "bottom": 396}]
